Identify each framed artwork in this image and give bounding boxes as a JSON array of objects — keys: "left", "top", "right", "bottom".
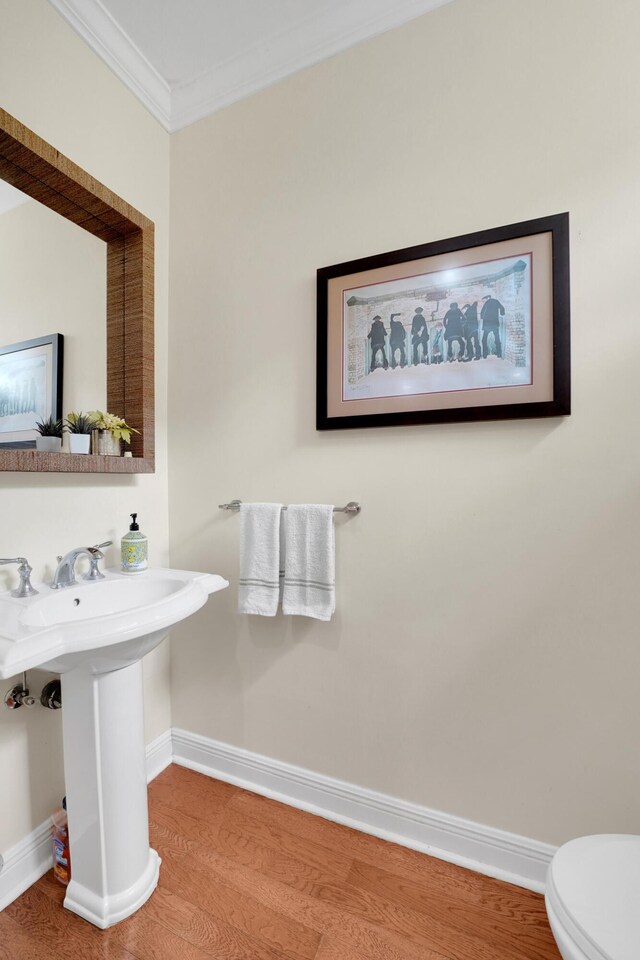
[
  {"left": 0, "top": 334, "right": 64, "bottom": 447},
  {"left": 316, "top": 213, "right": 570, "bottom": 429}
]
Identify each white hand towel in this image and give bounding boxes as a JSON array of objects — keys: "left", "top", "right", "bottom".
[
  {"left": 238, "top": 503, "right": 283, "bottom": 616},
  {"left": 283, "top": 504, "right": 335, "bottom": 621}
]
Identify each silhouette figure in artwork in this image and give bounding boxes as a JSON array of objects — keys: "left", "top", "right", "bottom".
[
  {"left": 411, "top": 307, "right": 429, "bottom": 365},
  {"left": 368, "top": 315, "right": 388, "bottom": 371},
  {"left": 443, "top": 302, "right": 466, "bottom": 362},
  {"left": 462, "top": 302, "right": 480, "bottom": 361},
  {"left": 481, "top": 294, "right": 505, "bottom": 358},
  {"left": 389, "top": 314, "right": 407, "bottom": 368},
  {"left": 431, "top": 321, "right": 444, "bottom": 363}
]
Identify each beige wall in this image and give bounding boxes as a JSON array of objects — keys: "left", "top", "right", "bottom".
[
  {"left": 0, "top": 0, "right": 171, "bottom": 852},
  {"left": 169, "top": 0, "right": 640, "bottom": 847}
]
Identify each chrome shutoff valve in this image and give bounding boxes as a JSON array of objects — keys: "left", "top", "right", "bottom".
[
  {"left": 4, "top": 673, "right": 36, "bottom": 709},
  {"left": 40, "top": 679, "right": 62, "bottom": 710}
]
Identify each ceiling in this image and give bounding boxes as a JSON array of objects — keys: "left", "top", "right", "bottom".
[{"left": 48, "top": 0, "right": 455, "bottom": 132}]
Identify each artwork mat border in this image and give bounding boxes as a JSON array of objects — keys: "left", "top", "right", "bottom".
[
  {"left": 339, "top": 248, "right": 535, "bottom": 404},
  {"left": 0, "top": 333, "right": 64, "bottom": 448},
  {"left": 332, "top": 235, "right": 550, "bottom": 414},
  {"left": 317, "top": 213, "right": 570, "bottom": 430}
]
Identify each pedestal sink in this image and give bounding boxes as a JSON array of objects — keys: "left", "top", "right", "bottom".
[{"left": 0, "top": 567, "right": 228, "bottom": 928}]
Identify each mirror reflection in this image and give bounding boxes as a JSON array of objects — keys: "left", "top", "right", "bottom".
[{"left": 0, "top": 180, "right": 106, "bottom": 449}]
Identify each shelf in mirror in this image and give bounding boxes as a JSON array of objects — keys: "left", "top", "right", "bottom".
[{"left": 0, "top": 450, "right": 154, "bottom": 473}]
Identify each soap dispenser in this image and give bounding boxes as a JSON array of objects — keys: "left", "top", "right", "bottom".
[{"left": 121, "top": 513, "right": 148, "bottom": 574}]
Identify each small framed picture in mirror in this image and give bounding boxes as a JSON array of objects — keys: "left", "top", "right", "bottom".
[{"left": 0, "top": 333, "right": 64, "bottom": 448}]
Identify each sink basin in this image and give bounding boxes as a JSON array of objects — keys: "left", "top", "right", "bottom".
[
  {"left": 0, "top": 565, "right": 228, "bottom": 929},
  {"left": 0, "top": 567, "right": 228, "bottom": 676},
  {"left": 21, "top": 577, "right": 185, "bottom": 627}
]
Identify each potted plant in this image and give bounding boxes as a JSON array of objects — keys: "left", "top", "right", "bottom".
[
  {"left": 89, "top": 411, "right": 139, "bottom": 457},
  {"left": 35, "top": 416, "right": 64, "bottom": 453},
  {"left": 65, "top": 412, "right": 96, "bottom": 454}
]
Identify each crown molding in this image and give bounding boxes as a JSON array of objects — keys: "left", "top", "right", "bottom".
[
  {"left": 49, "top": 0, "right": 454, "bottom": 132},
  {"left": 48, "top": 0, "right": 172, "bottom": 129},
  {"left": 169, "top": 0, "right": 455, "bottom": 131}
]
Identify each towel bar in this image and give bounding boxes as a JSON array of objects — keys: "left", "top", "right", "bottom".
[{"left": 218, "top": 499, "right": 361, "bottom": 514}]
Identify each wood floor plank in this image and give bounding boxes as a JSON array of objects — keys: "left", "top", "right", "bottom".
[
  {"left": 3, "top": 765, "right": 561, "bottom": 960},
  {"left": 227, "top": 788, "right": 561, "bottom": 955},
  {"left": 0, "top": 910, "right": 57, "bottom": 960},
  {"left": 151, "top": 763, "right": 238, "bottom": 804},
  {"left": 164, "top": 771, "right": 504, "bottom": 916},
  {"left": 148, "top": 765, "right": 238, "bottom": 826},
  {"left": 112, "top": 908, "right": 230, "bottom": 960},
  {"left": 149, "top": 775, "right": 354, "bottom": 898},
  {"left": 143, "top": 884, "right": 293, "bottom": 960},
  {"left": 314, "top": 935, "right": 421, "bottom": 960},
  {"left": 347, "top": 860, "right": 560, "bottom": 960},
  {"left": 151, "top": 821, "right": 448, "bottom": 960},
  {"left": 151, "top": 794, "right": 225, "bottom": 848},
  {"left": 217, "top": 805, "right": 354, "bottom": 881},
  {"left": 309, "top": 876, "right": 526, "bottom": 960},
  {"left": 160, "top": 799, "right": 554, "bottom": 960},
  {"left": 214, "top": 820, "right": 348, "bottom": 893},
  {"left": 37, "top": 869, "right": 287, "bottom": 960},
  {"left": 222, "top": 790, "right": 561, "bottom": 960},
  {"left": 5, "top": 882, "right": 137, "bottom": 959},
  {"left": 228, "top": 788, "right": 518, "bottom": 899},
  {"left": 155, "top": 835, "right": 322, "bottom": 960},
  {"left": 160, "top": 799, "right": 353, "bottom": 893},
  {"left": 154, "top": 814, "right": 342, "bottom": 895}
]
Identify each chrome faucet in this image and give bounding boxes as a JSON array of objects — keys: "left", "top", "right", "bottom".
[
  {"left": 0, "top": 558, "right": 38, "bottom": 597},
  {"left": 51, "top": 541, "right": 112, "bottom": 590}
]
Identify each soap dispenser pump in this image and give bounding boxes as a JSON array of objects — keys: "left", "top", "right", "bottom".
[{"left": 121, "top": 513, "right": 148, "bottom": 574}]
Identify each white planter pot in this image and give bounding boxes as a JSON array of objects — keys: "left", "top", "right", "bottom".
[
  {"left": 69, "top": 434, "right": 91, "bottom": 454},
  {"left": 36, "top": 436, "right": 62, "bottom": 453}
]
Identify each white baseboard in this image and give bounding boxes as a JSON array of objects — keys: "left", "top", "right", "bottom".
[
  {"left": 172, "top": 727, "right": 555, "bottom": 893},
  {"left": 145, "top": 729, "right": 173, "bottom": 783},
  {"left": 0, "top": 819, "right": 54, "bottom": 912},
  {"left": 0, "top": 729, "right": 173, "bottom": 913},
  {"left": 0, "top": 726, "right": 555, "bottom": 913}
]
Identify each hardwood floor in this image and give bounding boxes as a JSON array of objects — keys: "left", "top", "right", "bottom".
[{"left": 3, "top": 764, "right": 562, "bottom": 959}]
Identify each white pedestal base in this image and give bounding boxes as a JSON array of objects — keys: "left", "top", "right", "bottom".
[
  {"left": 64, "top": 848, "right": 160, "bottom": 929},
  {"left": 61, "top": 659, "right": 160, "bottom": 928}
]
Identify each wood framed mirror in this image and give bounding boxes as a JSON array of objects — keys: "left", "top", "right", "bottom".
[{"left": 0, "top": 108, "right": 154, "bottom": 473}]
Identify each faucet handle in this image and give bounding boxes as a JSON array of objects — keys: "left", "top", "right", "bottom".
[
  {"left": 83, "top": 543, "right": 111, "bottom": 582},
  {"left": 0, "top": 558, "right": 38, "bottom": 598}
]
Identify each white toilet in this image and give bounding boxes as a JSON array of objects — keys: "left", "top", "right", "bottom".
[{"left": 545, "top": 835, "right": 640, "bottom": 960}]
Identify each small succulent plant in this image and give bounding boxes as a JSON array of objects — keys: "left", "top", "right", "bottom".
[
  {"left": 89, "top": 411, "right": 139, "bottom": 445},
  {"left": 65, "top": 411, "right": 96, "bottom": 435},
  {"left": 35, "top": 416, "right": 64, "bottom": 438}
]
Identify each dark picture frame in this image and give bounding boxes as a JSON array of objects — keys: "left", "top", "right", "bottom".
[
  {"left": 0, "top": 333, "right": 64, "bottom": 448},
  {"left": 317, "top": 213, "right": 570, "bottom": 430}
]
